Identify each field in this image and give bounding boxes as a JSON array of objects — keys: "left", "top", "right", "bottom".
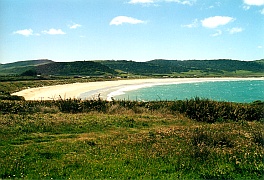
[{"left": 0, "top": 96, "right": 263, "bottom": 179}]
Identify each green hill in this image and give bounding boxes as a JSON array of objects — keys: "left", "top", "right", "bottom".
[
  {"left": 96, "top": 60, "right": 166, "bottom": 75},
  {"left": 255, "top": 59, "right": 264, "bottom": 65},
  {"left": 0, "top": 59, "right": 54, "bottom": 75},
  {"left": 1, "top": 59, "right": 53, "bottom": 69},
  {"left": 1, "top": 59, "right": 263, "bottom": 77},
  {"left": 149, "top": 59, "right": 264, "bottom": 72},
  {"left": 34, "top": 61, "right": 117, "bottom": 76},
  {"left": 0, "top": 60, "right": 118, "bottom": 76},
  {"left": 99, "top": 59, "right": 264, "bottom": 76}
]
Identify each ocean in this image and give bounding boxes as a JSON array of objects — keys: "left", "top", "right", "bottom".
[{"left": 112, "top": 80, "right": 264, "bottom": 103}]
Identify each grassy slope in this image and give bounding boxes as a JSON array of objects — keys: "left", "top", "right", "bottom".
[
  {"left": 0, "top": 78, "right": 263, "bottom": 179},
  {"left": 0, "top": 61, "right": 118, "bottom": 76},
  {"left": 1, "top": 59, "right": 263, "bottom": 77},
  {"left": 0, "top": 111, "right": 263, "bottom": 179},
  {"left": 0, "top": 59, "right": 53, "bottom": 69},
  {"left": 0, "top": 60, "right": 54, "bottom": 75},
  {"left": 100, "top": 59, "right": 264, "bottom": 77},
  {"left": 35, "top": 61, "right": 117, "bottom": 76}
]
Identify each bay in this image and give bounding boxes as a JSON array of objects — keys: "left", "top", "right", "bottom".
[{"left": 114, "top": 80, "right": 264, "bottom": 103}]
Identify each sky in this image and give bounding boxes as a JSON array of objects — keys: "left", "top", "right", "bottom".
[{"left": 0, "top": 0, "right": 263, "bottom": 64}]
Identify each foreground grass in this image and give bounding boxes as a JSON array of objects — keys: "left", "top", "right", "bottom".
[{"left": 1, "top": 110, "right": 263, "bottom": 179}]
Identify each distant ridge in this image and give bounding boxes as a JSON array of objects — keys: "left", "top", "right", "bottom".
[
  {"left": 0, "top": 59, "right": 54, "bottom": 75},
  {"left": 0, "top": 59, "right": 263, "bottom": 77},
  {"left": 1, "top": 59, "right": 54, "bottom": 69},
  {"left": 34, "top": 61, "right": 117, "bottom": 76},
  {"left": 0, "top": 60, "right": 119, "bottom": 76},
  {"left": 99, "top": 59, "right": 264, "bottom": 76},
  {"left": 148, "top": 59, "right": 264, "bottom": 73}
]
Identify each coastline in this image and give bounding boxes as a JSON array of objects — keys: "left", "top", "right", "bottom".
[{"left": 12, "top": 77, "right": 264, "bottom": 101}]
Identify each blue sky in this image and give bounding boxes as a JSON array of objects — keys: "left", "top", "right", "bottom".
[{"left": 0, "top": 0, "right": 263, "bottom": 64}]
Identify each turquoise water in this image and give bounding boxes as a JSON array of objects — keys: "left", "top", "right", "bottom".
[{"left": 114, "top": 80, "right": 264, "bottom": 103}]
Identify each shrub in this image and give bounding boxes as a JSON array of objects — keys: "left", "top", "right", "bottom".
[
  {"left": 0, "top": 95, "right": 25, "bottom": 100},
  {"left": 190, "top": 127, "right": 234, "bottom": 148},
  {"left": 0, "top": 98, "right": 263, "bottom": 123},
  {"left": 252, "top": 130, "right": 264, "bottom": 146},
  {"left": 56, "top": 98, "right": 83, "bottom": 113},
  {"left": 170, "top": 98, "right": 263, "bottom": 122}
]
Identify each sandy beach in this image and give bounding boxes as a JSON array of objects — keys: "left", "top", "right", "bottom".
[{"left": 12, "top": 77, "right": 264, "bottom": 101}]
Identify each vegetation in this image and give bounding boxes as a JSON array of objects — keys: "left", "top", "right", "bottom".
[
  {"left": 0, "top": 61, "right": 116, "bottom": 76},
  {"left": 1, "top": 98, "right": 263, "bottom": 122},
  {"left": 0, "top": 59, "right": 53, "bottom": 75},
  {"left": 149, "top": 59, "right": 264, "bottom": 73},
  {"left": 0, "top": 98, "right": 263, "bottom": 179},
  {"left": 0, "top": 59, "right": 53, "bottom": 70},
  {"left": 0, "top": 91, "right": 25, "bottom": 100},
  {"left": 1, "top": 59, "right": 263, "bottom": 77},
  {"left": 99, "top": 59, "right": 264, "bottom": 77},
  {"left": 34, "top": 61, "right": 117, "bottom": 76},
  {"left": 97, "top": 60, "right": 163, "bottom": 75},
  {"left": 0, "top": 77, "right": 114, "bottom": 94}
]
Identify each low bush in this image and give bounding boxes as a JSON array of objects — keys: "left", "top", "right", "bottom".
[
  {"left": 0, "top": 95, "right": 25, "bottom": 100},
  {"left": 170, "top": 98, "right": 264, "bottom": 122},
  {"left": 0, "top": 98, "right": 263, "bottom": 122}
]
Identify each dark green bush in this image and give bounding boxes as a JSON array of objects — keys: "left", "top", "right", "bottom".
[
  {"left": 252, "top": 130, "right": 264, "bottom": 146},
  {"left": 170, "top": 98, "right": 264, "bottom": 122},
  {"left": 0, "top": 95, "right": 25, "bottom": 100},
  {"left": 56, "top": 98, "right": 83, "bottom": 113},
  {"left": 190, "top": 127, "right": 234, "bottom": 148},
  {"left": 0, "top": 98, "right": 263, "bottom": 122}
]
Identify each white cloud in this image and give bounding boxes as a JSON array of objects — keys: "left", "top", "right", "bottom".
[
  {"left": 181, "top": 19, "right": 198, "bottom": 28},
  {"left": 128, "top": 0, "right": 195, "bottom": 5},
  {"left": 42, "top": 29, "right": 66, "bottom": 35},
  {"left": 243, "top": 0, "right": 264, "bottom": 6},
  {"left": 69, "top": 23, "right": 81, "bottom": 29},
  {"left": 128, "top": 0, "right": 154, "bottom": 4},
  {"left": 210, "top": 30, "right": 222, "bottom": 37},
  {"left": 258, "top": 45, "right": 263, "bottom": 48},
  {"left": 229, "top": 27, "right": 243, "bottom": 34},
  {"left": 260, "top": 8, "right": 264, "bottom": 14},
  {"left": 201, "top": 16, "right": 234, "bottom": 28},
  {"left": 243, "top": 5, "right": 250, "bottom": 10},
  {"left": 13, "top": 29, "right": 33, "bottom": 36},
  {"left": 165, "top": 0, "right": 195, "bottom": 5},
  {"left": 110, "top": 16, "right": 145, "bottom": 25}
]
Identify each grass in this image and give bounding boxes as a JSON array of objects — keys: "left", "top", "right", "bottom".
[
  {"left": 0, "top": 78, "right": 263, "bottom": 179},
  {"left": 0, "top": 101, "right": 264, "bottom": 179}
]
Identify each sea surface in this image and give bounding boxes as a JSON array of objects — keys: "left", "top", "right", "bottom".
[{"left": 113, "top": 80, "right": 264, "bottom": 103}]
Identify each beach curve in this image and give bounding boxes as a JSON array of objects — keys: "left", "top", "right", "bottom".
[{"left": 12, "top": 77, "right": 264, "bottom": 101}]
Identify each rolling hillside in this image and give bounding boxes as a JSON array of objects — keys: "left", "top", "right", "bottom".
[
  {"left": 0, "top": 60, "right": 54, "bottom": 75},
  {"left": 0, "top": 59, "right": 53, "bottom": 69},
  {"left": 34, "top": 61, "right": 117, "bottom": 76},
  {"left": 149, "top": 59, "right": 264, "bottom": 72},
  {"left": 96, "top": 60, "right": 166, "bottom": 75},
  {"left": 0, "top": 60, "right": 117, "bottom": 76},
  {"left": 1, "top": 59, "right": 263, "bottom": 77},
  {"left": 100, "top": 59, "right": 264, "bottom": 76}
]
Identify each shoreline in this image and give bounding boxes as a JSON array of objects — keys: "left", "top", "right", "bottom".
[{"left": 12, "top": 77, "right": 264, "bottom": 101}]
